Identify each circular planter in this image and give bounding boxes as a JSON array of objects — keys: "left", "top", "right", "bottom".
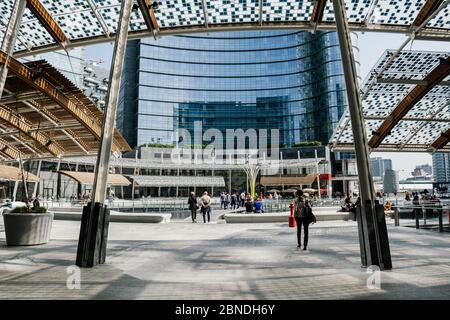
[{"left": 2, "top": 212, "right": 54, "bottom": 246}]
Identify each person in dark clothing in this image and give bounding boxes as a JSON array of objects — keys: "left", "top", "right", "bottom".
[
  {"left": 244, "top": 195, "right": 254, "bottom": 213},
  {"left": 231, "top": 193, "right": 238, "bottom": 210},
  {"left": 187, "top": 192, "right": 198, "bottom": 223},
  {"left": 292, "top": 190, "right": 312, "bottom": 250},
  {"left": 32, "top": 197, "right": 40, "bottom": 209}
]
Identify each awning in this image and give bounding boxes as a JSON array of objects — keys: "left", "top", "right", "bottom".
[
  {"left": 260, "top": 174, "right": 317, "bottom": 186},
  {"left": 0, "top": 165, "right": 39, "bottom": 182},
  {"left": 58, "top": 171, "right": 131, "bottom": 186},
  {"left": 129, "top": 175, "right": 226, "bottom": 187}
]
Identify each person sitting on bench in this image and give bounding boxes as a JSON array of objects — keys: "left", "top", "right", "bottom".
[{"left": 254, "top": 197, "right": 264, "bottom": 213}]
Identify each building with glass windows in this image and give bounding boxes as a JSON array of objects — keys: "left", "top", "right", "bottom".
[
  {"left": 433, "top": 153, "right": 450, "bottom": 183},
  {"left": 371, "top": 157, "right": 393, "bottom": 182},
  {"left": 118, "top": 30, "right": 356, "bottom": 149}
]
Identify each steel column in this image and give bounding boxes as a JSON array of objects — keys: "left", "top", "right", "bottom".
[
  {"left": 91, "top": 0, "right": 133, "bottom": 205},
  {"left": 0, "top": 0, "right": 26, "bottom": 99},
  {"left": 332, "top": 0, "right": 391, "bottom": 270},
  {"left": 76, "top": 0, "right": 134, "bottom": 268},
  {"left": 12, "top": 180, "right": 19, "bottom": 202},
  {"left": 32, "top": 160, "right": 42, "bottom": 198},
  {"left": 314, "top": 149, "right": 321, "bottom": 199}
]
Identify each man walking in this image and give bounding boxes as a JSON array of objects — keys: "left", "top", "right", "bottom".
[
  {"left": 200, "top": 191, "right": 212, "bottom": 223},
  {"left": 240, "top": 191, "right": 246, "bottom": 208}
]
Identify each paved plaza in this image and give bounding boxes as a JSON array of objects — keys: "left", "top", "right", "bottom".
[{"left": 0, "top": 216, "right": 449, "bottom": 300}]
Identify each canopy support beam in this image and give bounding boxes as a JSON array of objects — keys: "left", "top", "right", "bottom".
[
  {"left": 412, "top": 0, "right": 444, "bottom": 27},
  {"left": 26, "top": 0, "right": 69, "bottom": 45},
  {"left": 333, "top": 0, "right": 391, "bottom": 270},
  {"left": 369, "top": 57, "right": 450, "bottom": 149},
  {"left": 76, "top": 0, "right": 134, "bottom": 269},
  {"left": 137, "top": 0, "right": 160, "bottom": 40},
  {"left": 430, "top": 128, "right": 450, "bottom": 150},
  {"left": 0, "top": 0, "right": 26, "bottom": 100},
  {"left": 311, "top": 0, "right": 326, "bottom": 32},
  {"left": 201, "top": 0, "right": 210, "bottom": 28}
]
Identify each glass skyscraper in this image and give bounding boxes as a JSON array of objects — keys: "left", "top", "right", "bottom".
[
  {"left": 433, "top": 153, "right": 450, "bottom": 183},
  {"left": 118, "top": 30, "right": 354, "bottom": 149}
]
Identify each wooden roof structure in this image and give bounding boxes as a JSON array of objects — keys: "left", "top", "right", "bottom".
[
  {"left": 0, "top": 52, "right": 131, "bottom": 160},
  {"left": 0, "top": 164, "right": 39, "bottom": 182},
  {"left": 260, "top": 174, "right": 318, "bottom": 186},
  {"left": 58, "top": 171, "right": 131, "bottom": 186}
]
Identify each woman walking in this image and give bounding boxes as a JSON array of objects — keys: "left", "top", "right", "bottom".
[
  {"left": 188, "top": 192, "right": 198, "bottom": 223},
  {"left": 293, "top": 190, "right": 313, "bottom": 250}
]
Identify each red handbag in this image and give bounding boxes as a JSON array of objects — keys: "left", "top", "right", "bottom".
[{"left": 288, "top": 203, "right": 296, "bottom": 228}]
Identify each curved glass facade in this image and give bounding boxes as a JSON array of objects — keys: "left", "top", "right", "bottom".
[{"left": 118, "top": 30, "right": 356, "bottom": 148}]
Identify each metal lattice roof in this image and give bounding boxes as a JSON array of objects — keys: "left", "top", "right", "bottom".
[
  {"left": 330, "top": 50, "right": 450, "bottom": 152},
  {"left": 1, "top": 0, "right": 450, "bottom": 58}
]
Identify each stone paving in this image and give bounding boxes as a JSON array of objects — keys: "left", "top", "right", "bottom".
[{"left": 0, "top": 216, "right": 449, "bottom": 300}]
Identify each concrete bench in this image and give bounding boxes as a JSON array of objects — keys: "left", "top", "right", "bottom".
[
  {"left": 224, "top": 210, "right": 350, "bottom": 223},
  {"left": 52, "top": 210, "right": 171, "bottom": 223}
]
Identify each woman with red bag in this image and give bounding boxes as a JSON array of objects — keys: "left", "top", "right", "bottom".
[{"left": 292, "top": 189, "right": 314, "bottom": 250}]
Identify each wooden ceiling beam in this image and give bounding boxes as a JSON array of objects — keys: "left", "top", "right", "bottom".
[
  {"left": 26, "top": 0, "right": 68, "bottom": 45},
  {"left": 369, "top": 56, "right": 450, "bottom": 149}
]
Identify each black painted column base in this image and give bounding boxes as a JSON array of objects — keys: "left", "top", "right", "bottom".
[
  {"left": 76, "top": 202, "right": 110, "bottom": 268},
  {"left": 356, "top": 200, "right": 392, "bottom": 270}
]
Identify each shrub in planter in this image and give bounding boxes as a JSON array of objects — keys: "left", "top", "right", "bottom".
[
  {"left": 11, "top": 206, "right": 48, "bottom": 213},
  {"left": 3, "top": 206, "right": 53, "bottom": 246}
]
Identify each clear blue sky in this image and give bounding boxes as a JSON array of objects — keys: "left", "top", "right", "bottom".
[{"left": 85, "top": 32, "right": 450, "bottom": 179}]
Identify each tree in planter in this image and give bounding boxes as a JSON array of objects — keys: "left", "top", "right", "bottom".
[
  {"left": 16, "top": 152, "right": 44, "bottom": 213},
  {"left": 18, "top": 153, "right": 32, "bottom": 212},
  {"left": 241, "top": 156, "right": 262, "bottom": 198}
]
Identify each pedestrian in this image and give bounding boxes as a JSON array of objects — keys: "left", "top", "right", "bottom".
[
  {"left": 244, "top": 194, "right": 254, "bottom": 213},
  {"left": 188, "top": 191, "right": 198, "bottom": 223},
  {"left": 231, "top": 192, "right": 238, "bottom": 210},
  {"left": 240, "top": 191, "right": 246, "bottom": 207},
  {"left": 254, "top": 196, "right": 264, "bottom": 213},
  {"left": 220, "top": 192, "right": 226, "bottom": 209},
  {"left": 32, "top": 197, "right": 40, "bottom": 208},
  {"left": 405, "top": 192, "right": 411, "bottom": 202},
  {"left": 200, "top": 191, "right": 211, "bottom": 223},
  {"left": 226, "top": 192, "right": 231, "bottom": 209},
  {"left": 292, "top": 189, "right": 314, "bottom": 250}
]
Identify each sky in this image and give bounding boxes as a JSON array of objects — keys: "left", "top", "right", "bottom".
[{"left": 85, "top": 32, "right": 450, "bottom": 180}]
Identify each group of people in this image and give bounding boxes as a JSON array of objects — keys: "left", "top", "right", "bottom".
[
  {"left": 341, "top": 194, "right": 361, "bottom": 213},
  {"left": 244, "top": 194, "right": 264, "bottom": 213},
  {"left": 218, "top": 191, "right": 266, "bottom": 213},
  {"left": 187, "top": 189, "right": 317, "bottom": 250},
  {"left": 220, "top": 191, "right": 257, "bottom": 210},
  {"left": 188, "top": 191, "right": 212, "bottom": 223}
]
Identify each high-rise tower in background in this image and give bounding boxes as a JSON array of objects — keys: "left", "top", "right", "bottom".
[
  {"left": 21, "top": 48, "right": 109, "bottom": 111},
  {"left": 371, "top": 157, "right": 393, "bottom": 182},
  {"left": 118, "top": 30, "right": 356, "bottom": 149},
  {"left": 433, "top": 153, "right": 450, "bottom": 182}
]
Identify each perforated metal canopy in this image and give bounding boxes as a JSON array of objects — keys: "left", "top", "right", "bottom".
[
  {"left": 1, "top": 0, "right": 450, "bottom": 57},
  {"left": 330, "top": 50, "right": 450, "bottom": 152}
]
